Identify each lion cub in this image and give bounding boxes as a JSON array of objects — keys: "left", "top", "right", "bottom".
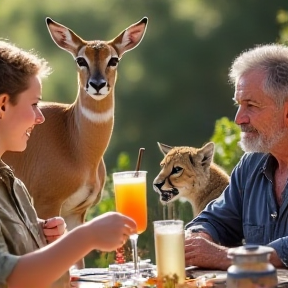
[{"left": 153, "top": 142, "right": 229, "bottom": 217}]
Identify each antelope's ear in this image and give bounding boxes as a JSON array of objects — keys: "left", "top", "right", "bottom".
[
  {"left": 157, "top": 142, "right": 173, "bottom": 156},
  {"left": 46, "top": 17, "right": 84, "bottom": 57},
  {"left": 112, "top": 17, "right": 148, "bottom": 57}
]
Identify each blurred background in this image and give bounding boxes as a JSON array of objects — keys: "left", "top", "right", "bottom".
[{"left": 1, "top": 0, "right": 288, "bottom": 266}]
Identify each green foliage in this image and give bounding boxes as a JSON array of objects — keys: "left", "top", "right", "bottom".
[
  {"left": 277, "top": 10, "right": 288, "bottom": 44},
  {"left": 1, "top": 0, "right": 286, "bottom": 185},
  {"left": 116, "top": 153, "right": 132, "bottom": 171},
  {"left": 210, "top": 117, "right": 243, "bottom": 173}
]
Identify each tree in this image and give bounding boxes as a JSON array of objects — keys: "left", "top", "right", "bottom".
[{"left": 210, "top": 117, "right": 242, "bottom": 173}]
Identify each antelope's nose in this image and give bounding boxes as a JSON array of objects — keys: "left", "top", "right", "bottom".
[{"left": 89, "top": 79, "right": 106, "bottom": 92}]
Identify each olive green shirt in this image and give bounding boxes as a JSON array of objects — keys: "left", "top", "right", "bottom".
[{"left": 0, "top": 160, "right": 70, "bottom": 288}]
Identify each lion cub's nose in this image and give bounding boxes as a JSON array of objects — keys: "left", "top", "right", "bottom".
[{"left": 153, "top": 181, "right": 164, "bottom": 193}]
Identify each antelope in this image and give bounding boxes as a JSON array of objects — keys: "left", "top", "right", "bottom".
[{"left": 3, "top": 16, "right": 148, "bottom": 267}]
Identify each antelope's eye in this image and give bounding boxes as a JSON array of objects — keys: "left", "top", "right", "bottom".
[
  {"left": 75, "top": 57, "right": 89, "bottom": 68},
  {"left": 172, "top": 166, "right": 182, "bottom": 174},
  {"left": 108, "top": 57, "right": 119, "bottom": 67}
]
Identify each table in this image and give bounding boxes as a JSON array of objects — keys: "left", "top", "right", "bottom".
[
  {"left": 186, "top": 268, "right": 288, "bottom": 288},
  {"left": 70, "top": 267, "right": 288, "bottom": 287}
]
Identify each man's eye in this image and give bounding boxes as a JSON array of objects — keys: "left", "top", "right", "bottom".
[
  {"left": 247, "top": 103, "right": 257, "bottom": 108},
  {"left": 108, "top": 57, "right": 119, "bottom": 67},
  {"left": 75, "top": 57, "right": 89, "bottom": 68}
]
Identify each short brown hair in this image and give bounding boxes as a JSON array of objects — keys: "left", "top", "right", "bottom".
[{"left": 0, "top": 40, "right": 51, "bottom": 105}]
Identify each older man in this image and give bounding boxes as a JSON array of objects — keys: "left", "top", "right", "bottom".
[{"left": 185, "top": 43, "right": 288, "bottom": 270}]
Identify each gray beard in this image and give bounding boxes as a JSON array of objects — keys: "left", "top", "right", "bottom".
[{"left": 239, "top": 128, "right": 288, "bottom": 153}]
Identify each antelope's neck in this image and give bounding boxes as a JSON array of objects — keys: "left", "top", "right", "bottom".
[{"left": 71, "top": 88, "right": 115, "bottom": 161}]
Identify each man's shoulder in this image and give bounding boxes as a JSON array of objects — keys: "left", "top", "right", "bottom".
[{"left": 240, "top": 152, "right": 268, "bottom": 165}]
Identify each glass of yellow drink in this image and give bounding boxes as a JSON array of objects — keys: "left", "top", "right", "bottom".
[
  {"left": 153, "top": 220, "right": 186, "bottom": 285},
  {"left": 113, "top": 171, "right": 147, "bottom": 274}
]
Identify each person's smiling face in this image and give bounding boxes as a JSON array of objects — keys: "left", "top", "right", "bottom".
[
  {"left": 234, "top": 70, "right": 288, "bottom": 153},
  {"left": 0, "top": 75, "right": 45, "bottom": 155}
]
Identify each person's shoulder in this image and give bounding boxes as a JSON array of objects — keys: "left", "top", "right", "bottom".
[
  {"left": 0, "top": 161, "right": 29, "bottom": 196},
  {"left": 239, "top": 152, "right": 268, "bottom": 166},
  {"left": 0, "top": 161, "right": 15, "bottom": 187}
]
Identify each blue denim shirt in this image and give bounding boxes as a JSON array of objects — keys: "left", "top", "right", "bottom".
[{"left": 185, "top": 152, "right": 288, "bottom": 267}]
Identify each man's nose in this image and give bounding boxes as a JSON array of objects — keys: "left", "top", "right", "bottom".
[{"left": 234, "top": 107, "right": 249, "bottom": 125}]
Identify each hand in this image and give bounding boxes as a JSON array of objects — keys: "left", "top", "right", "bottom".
[
  {"left": 185, "top": 233, "right": 230, "bottom": 270},
  {"left": 268, "top": 249, "right": 286, "bottom": 268},
  {"left": 86, "top": 211, "right": 137, "bottom": 252},
  {"left": 42, "top": 216, "right": 67, "bottom": 244}
]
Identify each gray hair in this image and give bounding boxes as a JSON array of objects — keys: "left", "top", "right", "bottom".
[{"left": 229, "top": 43, "right": 288, "bottom": 107}]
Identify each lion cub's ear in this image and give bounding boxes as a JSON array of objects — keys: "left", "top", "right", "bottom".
[
  {"left": 197, "top": 142, "right": 215, "bottom": 170},
  {"left": 157, "top": 142, "right": 173, "bottom": 155}
]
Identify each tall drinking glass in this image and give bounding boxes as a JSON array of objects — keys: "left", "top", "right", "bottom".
[
  {"left": 153, "top": 220, "right": 186, "bottom": 285},
  {"left": 113, "top": 171, "right": 147, "bottom": 275}
]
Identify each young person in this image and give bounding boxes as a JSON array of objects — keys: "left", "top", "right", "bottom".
[
  {"left": 185, "top": 43, "right": 288, "bottom": 270},
  {"left": 0, "top": 40, "right": 137, "bottom": 288}
]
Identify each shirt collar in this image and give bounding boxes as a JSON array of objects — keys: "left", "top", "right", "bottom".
[
  {"left": 262, "top": 153, "right": 278, "bottom": 182},
  {"left": 0, "top": 159, "right": 13, "bottom": 171}
]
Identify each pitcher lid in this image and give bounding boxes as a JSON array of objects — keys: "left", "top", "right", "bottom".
[{"left": 228, "top": 245, "right": 274, "bottom": 257}]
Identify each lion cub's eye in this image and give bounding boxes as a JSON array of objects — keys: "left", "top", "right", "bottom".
[{"left": 172, "top": 166, "right": 183, "bottom": 174}]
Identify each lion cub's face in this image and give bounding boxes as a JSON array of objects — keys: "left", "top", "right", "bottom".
[{"left": 153, "top": 142, "right": 215, "bottom": 204}]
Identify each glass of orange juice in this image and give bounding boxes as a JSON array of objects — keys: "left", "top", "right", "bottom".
[{"left": 113, "top": 170, "right": 147, "bottom": 275}]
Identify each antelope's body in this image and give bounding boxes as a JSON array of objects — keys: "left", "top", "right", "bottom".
[
  {"left": 5, "top": 101, "right": 110, "bottom": 226},
  {"left": 3, "top": 17, "right": 148, "bottom": 259}
]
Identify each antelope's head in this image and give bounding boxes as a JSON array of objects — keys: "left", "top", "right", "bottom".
[{"left": 46, "top": 17, "right": 148, "bottom": 101}]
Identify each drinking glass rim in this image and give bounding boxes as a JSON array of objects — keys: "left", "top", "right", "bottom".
[
  {"left": 112, "top": 170, "right": 148, "bottom": 176},
  {"left": 153, "top": 219, "right": 184, "bottom": 225}
]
